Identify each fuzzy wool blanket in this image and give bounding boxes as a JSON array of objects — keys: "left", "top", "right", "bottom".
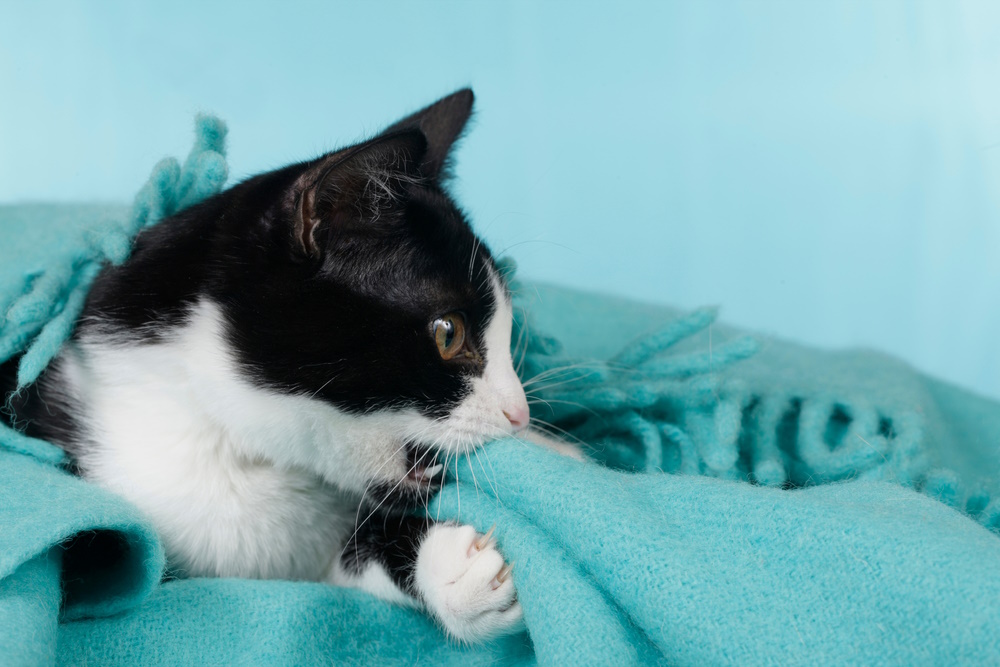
[{"left": 3, "top": 118, "right": 1000, "bottom": 666}]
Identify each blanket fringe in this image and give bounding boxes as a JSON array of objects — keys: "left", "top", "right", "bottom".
[
  {"left": 1, "top": 116, "right": 228, "bottom": 463},
  {"left": 0, "top": 115, "right": 227, "bottom": 389},
  {"left": 508, "top": 262, "right": 1000, "bottom": 533}
]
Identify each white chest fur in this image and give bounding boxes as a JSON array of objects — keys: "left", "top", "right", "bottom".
[{"left": 60, "top": 303, "right": 363, "bottom": 580}]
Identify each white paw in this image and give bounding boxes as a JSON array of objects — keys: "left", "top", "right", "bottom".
[{"left": 414, "top": 523, "right": 523, "bottom": 642}]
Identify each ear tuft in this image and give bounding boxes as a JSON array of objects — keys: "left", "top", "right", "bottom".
[{"left": 383, "top": 88, "right": 475, "bottom": 180}]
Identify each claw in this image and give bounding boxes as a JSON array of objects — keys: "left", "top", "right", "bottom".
[
  {"left": 492, "top": 561, "right": 514, "bottom": 589},
  {"left": 474, "top": 524, "right": 496, "bottom": 552}
]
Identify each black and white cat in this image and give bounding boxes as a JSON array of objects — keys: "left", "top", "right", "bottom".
[{"left": 2, "top": 89, "right": 578, "bottom": 642}]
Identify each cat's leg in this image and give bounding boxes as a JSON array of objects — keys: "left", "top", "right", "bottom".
[{"left": 332, "top": 516, "right": 523, "bottom": 642}]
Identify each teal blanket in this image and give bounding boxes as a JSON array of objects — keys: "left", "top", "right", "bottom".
[{"left": 3, "top": 119, "right": 1000, "bottom": 665}]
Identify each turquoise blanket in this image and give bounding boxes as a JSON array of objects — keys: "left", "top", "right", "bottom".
[{"left": 3, "top": 119, "right": 1000, "bottom": 665}]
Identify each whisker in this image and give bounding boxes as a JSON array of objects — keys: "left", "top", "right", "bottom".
[
  {"left": 343, "top": 446, "right": 431, "bottom": 561},
  {"left": 506, "top": 433, "right": 534, "bottom": 450},
  {"left": 527, "top": 396, "right": 600, "bottom": 419},
  {"left": 454, "top": 454, "right": 462, "bottom": 522},
  {"left": 309, "top": 373, "right": 341, "bottom": 399},
  {"left": 297, "top": 361, "right": 343, "bottom": 370},
  {"left": 435, "top": 450, "right": 450, "bottom": 523},
  {"left": 351, "top": 439, "right": 410, "bottom": 540},
  {"left": 476, "top": 444, "right": 503, "bottom": 507},
  {"left": 522, "top": 359, "right": 651, "bottom": 389},
  {"left": 466, "top": 441, "right": 482, "bottom": 506},
  {"left": 472, "top": 444, "right": 501, "bottom": 501},
  {"left": 468, "top": 234, "right": 480, "bottom": 282},
  {"left": 528, "top": 417, "right": 590, "bottom": 448},
  {"left": 520, "top": 362, "right": 608, "bottom": 388},
  {"left": 513, "top": 306, "right": 530, "bottom": 377},
  {"left": 495, "top": 237, "right": 581, "bottom": 256},
  {"left": 523, "top": 372, "right": 605, "bottom": 395}
]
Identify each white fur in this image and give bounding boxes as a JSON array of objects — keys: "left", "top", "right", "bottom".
[
  {"left": 331, "top": 562, "right": 417, "bottom": 608},
  {"left": 56, "top": 263, "right": 544, "bottom": 640}
]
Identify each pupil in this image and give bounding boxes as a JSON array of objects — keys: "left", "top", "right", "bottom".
[{"left": 443, "top": 321, "right": 454, "bottom": 347}]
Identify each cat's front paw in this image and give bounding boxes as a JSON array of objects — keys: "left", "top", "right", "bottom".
[{"left": 414, "top": 523, "right": 523, "bottom": 642}]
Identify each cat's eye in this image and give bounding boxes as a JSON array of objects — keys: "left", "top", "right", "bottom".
[{"left": 433, "top": 313, "right": 466, "bottom": 360}]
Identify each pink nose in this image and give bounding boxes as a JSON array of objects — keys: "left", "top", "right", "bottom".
[{"left": 503, "top": 405, "right": 530, "bottom": 431}]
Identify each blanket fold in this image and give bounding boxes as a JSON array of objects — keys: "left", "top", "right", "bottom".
[
  {"left": 0, "top": 450, "right": 163, "bottom": 620},
  {"left": 2, "top": 117, "right": 999, "bottom": 665}
]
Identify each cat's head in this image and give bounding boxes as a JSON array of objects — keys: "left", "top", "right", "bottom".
[{"left": 213, "top": 89, "right": 529, "bottom": 500}]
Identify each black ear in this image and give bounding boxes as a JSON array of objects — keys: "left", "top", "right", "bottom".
[
  {"left": 294, "top": 129, "right": 427, "bottom": 257},
  {"left": 383, "top": 88, "right": 474, "bottom": 180}
]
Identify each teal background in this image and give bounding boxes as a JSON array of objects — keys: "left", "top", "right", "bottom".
[{"left": 2, "top": 1, "right": 999, "bottom": 399}]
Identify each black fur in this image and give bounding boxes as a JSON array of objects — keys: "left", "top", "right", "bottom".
[
  {"left": 343, "top": 515, "right": 431, "bottom": 596},
  {"left": 1, "top": 354, "right": 83, "bottom": 468}
]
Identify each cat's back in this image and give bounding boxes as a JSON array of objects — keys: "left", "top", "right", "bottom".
[{"left": 81, "top": 199, "right": 224, "bottom": 340}]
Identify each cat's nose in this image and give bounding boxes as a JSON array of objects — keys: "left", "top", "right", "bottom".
[{"left": 503, "top": 405, "right": 530, "bottom": 431}]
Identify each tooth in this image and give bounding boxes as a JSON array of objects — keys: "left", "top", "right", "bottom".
[{"left": 424, "top": 463, "right": 444, "bottom": 479}]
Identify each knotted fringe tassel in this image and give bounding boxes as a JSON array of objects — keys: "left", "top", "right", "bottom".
[
  {"left": 507, "top": 261, "right": 1000, "bottom": 533},
  {"left": 0, "top": 116, "right": 228, "bottom": 464}
]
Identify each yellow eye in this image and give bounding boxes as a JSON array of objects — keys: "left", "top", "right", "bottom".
[{"left": 433, "top": 313, "right": 466, "bottom": 360}]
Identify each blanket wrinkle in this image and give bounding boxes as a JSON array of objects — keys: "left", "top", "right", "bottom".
[{"left": 1, "top": 116, "right": 999, "bottom": 665}]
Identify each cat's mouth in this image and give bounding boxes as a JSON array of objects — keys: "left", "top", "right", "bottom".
[{"left": 404, "top": 441, "right": 444, "bottom": 487}]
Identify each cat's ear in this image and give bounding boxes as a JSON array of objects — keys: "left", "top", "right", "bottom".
[
  {"left": 382, "top": 88, "right": 474, "bottom": 181},
  {"left": 294, "top": 129, "right": 427, "bottom": 257}
]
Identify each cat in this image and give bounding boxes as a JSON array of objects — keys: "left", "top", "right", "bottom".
[{"left": 1, "top": 89, "right": 579, "bottom": 642}]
